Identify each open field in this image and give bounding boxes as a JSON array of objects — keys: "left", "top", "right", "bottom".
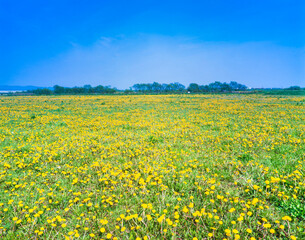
[{"left": 0, "top": 95, "right": 304, "bottom": 239}]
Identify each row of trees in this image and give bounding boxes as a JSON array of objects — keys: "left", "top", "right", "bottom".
[
  {"left": 285, "top": 86, "right": 302, "bottom": 90},
  {"left": 29, "top": 81, "right": 250, "bottom": 95},
  {"left": 28, "top": 82, "right": 304, "bottom": 95},
  {"left": 53, "top": 85, "right": 117, "bottom": 94},
  {"left": 31, "top": 85, "right": 117, "bottom": 95},
  {"left": 131, "top": 81, "right": 248, "bottom": 93},
  {"left": 131, "top": 82, "right": 186, "bottom": 93},
  {"left": 187, "top": 81, "right": 247, "bottom": 93}
]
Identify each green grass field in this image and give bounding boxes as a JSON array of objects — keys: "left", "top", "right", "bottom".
[{"left": 0, "top": 94, "right": 304, "bottom": 239}]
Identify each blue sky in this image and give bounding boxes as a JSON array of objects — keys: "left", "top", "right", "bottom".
[{"left": 1, "top": 0, "right": 304, "bottom": 88}]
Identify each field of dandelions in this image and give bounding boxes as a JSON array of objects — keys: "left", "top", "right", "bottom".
[{"left": 0, "top": 95, "right": 304, "bottom": 240}]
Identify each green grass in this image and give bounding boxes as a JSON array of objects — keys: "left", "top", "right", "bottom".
[{"left": 0, "top": 94, "right": 304, "bottom": 239}]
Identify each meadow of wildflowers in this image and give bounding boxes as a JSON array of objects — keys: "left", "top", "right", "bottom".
[{"left": 0, "top": 94, "right": 304, "bottom": 240}]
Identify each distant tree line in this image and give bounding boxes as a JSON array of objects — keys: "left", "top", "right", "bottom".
[
  {"left": 27, "top": 82, "right": 304, "bottom": 95},
  {"left": 131, "top": 81, "right": 248, "bottom": 93},
  {"left": 285, "top": 86, "right": 302, "bottom": 90},
  {"left": 186, "top": 81, "right": 247, "bottom": 93},
  {"left": 30, "top": 85, "right": 116, "bottom": 95},
  {"left": 131, "top": 82, "right": 186, "bottom": 93}
]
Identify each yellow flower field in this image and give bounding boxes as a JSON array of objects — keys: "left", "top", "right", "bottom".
[{"left": 0, "top": 95, "right": 304, "bottom": 239}]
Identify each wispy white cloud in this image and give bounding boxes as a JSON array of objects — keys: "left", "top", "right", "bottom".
[{"left": 12, "top": 35, "right": 304, "bottom": 88}]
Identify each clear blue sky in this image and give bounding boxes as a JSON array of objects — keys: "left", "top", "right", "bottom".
[{"left": 1, "top": 0, "right": 304, "bottom": 88}]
